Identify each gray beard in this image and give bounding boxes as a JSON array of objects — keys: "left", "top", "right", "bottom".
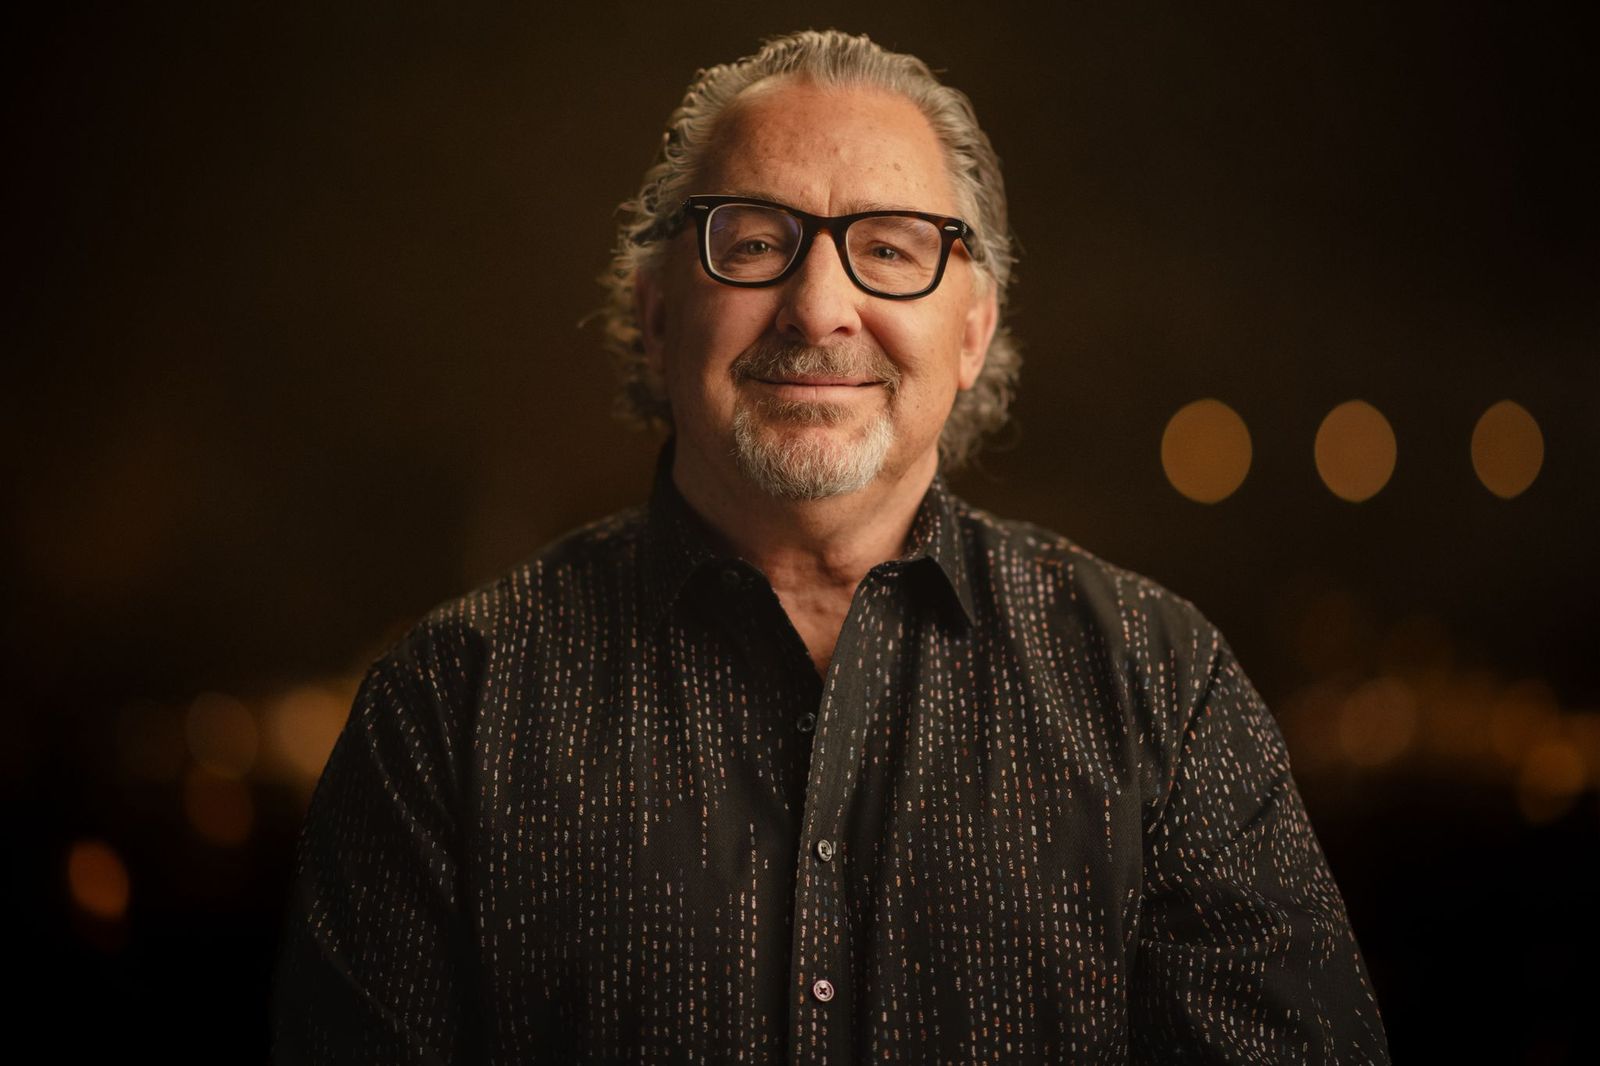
[
  {"left": 726, "top": 336, "right": 901, "bottom": 500},
  {"left": 731, "top": 397, "right": 896, "bottom": 500}
]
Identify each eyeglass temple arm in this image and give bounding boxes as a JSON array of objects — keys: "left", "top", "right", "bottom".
[{"left": 631, "top": 199, "right": 701, "bottom": 246}]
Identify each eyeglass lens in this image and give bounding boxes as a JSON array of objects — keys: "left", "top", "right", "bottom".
[{"left": 706, "top": 204, "right": 944, "bottom": 295}]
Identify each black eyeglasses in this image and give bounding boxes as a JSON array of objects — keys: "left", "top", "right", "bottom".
[{"left": 642, "top": 194, "right": 978, "bottom": 300}]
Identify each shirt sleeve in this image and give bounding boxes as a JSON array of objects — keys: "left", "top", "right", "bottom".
[
  {"left": 270, "top": 631, "right": 483, "bottom": 1064},
  {"left": 1129, "top": 631, "right": 1390, "bottom": 1064}
]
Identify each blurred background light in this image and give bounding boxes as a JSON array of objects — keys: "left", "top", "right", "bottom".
[
  {"left": 1315, "top": 400, "right": 1397, "bottom": 502},
  {"left": 1517, "top": 740, "right": 1588, "bottom": 823},
  {"left": 1336, "top": 676, "right": 1420, "bottom": 766},
  {"left": 67, "top": 839, "right": 130, "bottom": 921},
  {"left": 1489, "top": 678, "right": 1562, "bottom": 766},
  {"left": 261, "top": 681, "right": 354, "bottom": 790},
  {"left": 1471, "top": 400, "right": 1544, "bottom": 498},
  {"left": 185, "top": 691, "right": 258, "bottom": 779},
  {"left": 1160, "top": 398, "right": 1252, "bottom": 503},
  {"left": 183, "top": 767, "right": 255, "bottom": 846}
]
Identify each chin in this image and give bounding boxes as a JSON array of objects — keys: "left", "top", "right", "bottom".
[{"left": 731, "top": 406, "right": 895, "bottom": 500}]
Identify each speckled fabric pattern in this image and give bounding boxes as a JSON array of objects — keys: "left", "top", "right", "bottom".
[{"left": 271, "top": 436, "right": 1389, "bottom": 1064}]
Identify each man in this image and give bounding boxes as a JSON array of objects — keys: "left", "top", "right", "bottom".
[{"left": 272, "top": 29, "right": 1389, "bottom": 1064}]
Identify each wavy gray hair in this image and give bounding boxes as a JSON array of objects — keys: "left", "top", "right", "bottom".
[{"left": 597, "top": 29, "right": 1020, "bottom": 470}]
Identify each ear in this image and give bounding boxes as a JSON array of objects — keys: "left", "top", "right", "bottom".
[
  {"left": 633, "top": 262, "right": 670, "bottom": 375},
  {"left": 957, "top": 283, "right": 999, "bottom": 391}
]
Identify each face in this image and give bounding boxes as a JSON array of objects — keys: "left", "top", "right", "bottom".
[{"left": 635, "top": 78, "right": 998, "bottom": 501}]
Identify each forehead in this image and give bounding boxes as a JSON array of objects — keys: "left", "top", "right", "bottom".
[{"left": 697, "top": 78, "right": 958, "bottom": 216}]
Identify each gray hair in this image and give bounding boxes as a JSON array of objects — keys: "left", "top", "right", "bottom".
[{"left": 597, "top": 29, "right": 1020, "bottom": 470}]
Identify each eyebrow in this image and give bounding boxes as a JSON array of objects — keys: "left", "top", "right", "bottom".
[{"left": 722, "top": 191, "right": 935, "bottom": 215}]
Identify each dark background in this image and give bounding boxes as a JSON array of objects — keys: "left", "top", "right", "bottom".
[{"left": 6, "top": 2, "right": 1597, "bottom": 1061}]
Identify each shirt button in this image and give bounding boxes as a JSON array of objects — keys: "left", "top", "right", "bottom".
[
  {"left": 814, "top": 839, "right": 835, "bottom": 862},
  {"left": 796, "top": 712, "right": 817, "bottom": 733},
  {"left": 811, "top": 978, "right": 835, "bottom": 1003}
]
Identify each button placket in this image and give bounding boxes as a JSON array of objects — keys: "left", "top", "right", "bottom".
[{"left": 788, "top": 578, "right": 876, "bottom": 1057}]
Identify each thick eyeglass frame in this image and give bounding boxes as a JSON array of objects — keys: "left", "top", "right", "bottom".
[{"left": 654, "top": 194, "right": 978, "bottom": 301}]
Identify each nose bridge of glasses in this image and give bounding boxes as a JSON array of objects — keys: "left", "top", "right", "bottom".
[
  {"left": 777, "top": 221, "right": 865, "bottom": 342},
  {"left": 797, "top": 216, "right": 856, "bottom": 279}
]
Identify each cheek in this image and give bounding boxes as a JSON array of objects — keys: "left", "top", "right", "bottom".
[
  {"left": 686, "top": 296, "right": 760, "bottom": 350},
  {"left": 880, "top": 308, "right": 968, "bottom": 391},
  {"left": 661, "top": 291, "right": 771, "bottom": 396}
]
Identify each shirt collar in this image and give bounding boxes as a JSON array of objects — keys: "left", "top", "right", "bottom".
[
  {"left": 639, "top": 435, "right": 977, "bottom": 633},
  {"left": 639, "top": 436, "right": 725, "bottom": 633}
]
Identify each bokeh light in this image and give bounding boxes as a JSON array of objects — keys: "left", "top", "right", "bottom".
[
  {"left": 1314, "top": 400, "right": 1396, "bottom": 501},
  {"left": 1471, "top": 400, "right": 1543, "bottom": 498},
  {"left": 186, "top": 691, "right": 258, "bottom": 778},
  {"left": 1160, "top": 399, "right": 1252, "bottom": 503},
  {"left": 262, "top": 681, "right": 353, "bottom": 787},
  {"left": 1336, "top": 676, "right": 1419, "bottom": 766},
  {"left": 1279, "top": 681, "right": 1344, "bottom": 773},
  {"left": 67, "top": 839, "right": 131, "bottom": 921},
  {"left": 1278, "top": 653, "right": 1598, "bottom": 829},
  {"left": 183, "top": 767, "right": 255, "bottom": 845},
  {"left": 1516, "top": 740, "right": 1587, "bottom": 823},
  {"left": 1415, "top": 669, "right": 1503, "bottom": 763},
  {"left": 1488, "top": 678, "right": 1561, "bottom": 766}
]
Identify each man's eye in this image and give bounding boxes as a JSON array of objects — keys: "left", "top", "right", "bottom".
[
  {"left": 861, "top": 243, "right": 918, "bottom": 265},
  {"left": 734, "top": 239, "right": 773, "bottom": 255}
]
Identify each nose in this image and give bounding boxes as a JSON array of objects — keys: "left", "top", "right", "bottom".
[{"left": 773, "top": 229, "right": 863, "bottom": 346}]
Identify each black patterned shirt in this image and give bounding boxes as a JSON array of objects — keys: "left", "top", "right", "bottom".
[{"left": 271, "top": 435, "right": 1389, "bottom": 1064}]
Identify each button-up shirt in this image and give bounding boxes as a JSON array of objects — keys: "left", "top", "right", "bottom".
[{"left": 271, "top": 436, "right": 1389, "bottom": 1064}]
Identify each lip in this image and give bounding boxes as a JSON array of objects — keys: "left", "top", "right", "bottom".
[
  {"left": 750, "top": 377, "right": 884, "bottom": 403},
  {"left": 753, "top": 377, "right": 881, "bottom": 387}
]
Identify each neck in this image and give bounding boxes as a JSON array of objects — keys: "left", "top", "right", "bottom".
[{"left": 671, "top": 436, "right": 937, "bottom": 601}]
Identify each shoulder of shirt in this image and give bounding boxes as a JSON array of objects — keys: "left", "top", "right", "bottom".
[
  {"left": 950, "top": 496, "right": 1230, "bottom": 665},
  {"left": 950, "top": 498, "right": 1253, "bottom": 800},
  {"left": 369, "top": 503, "right": 650, "bottom": 671}
]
